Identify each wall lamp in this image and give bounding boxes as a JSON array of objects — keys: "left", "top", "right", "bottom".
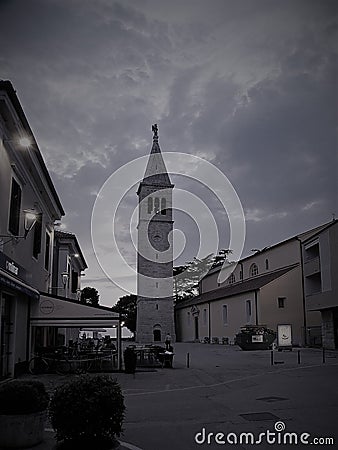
[
  {"left": 0, "top": 209, "right": 37, "bottom": 240},
  {"left": 2, "top": 135, "right": 33, "bottom": 148}
]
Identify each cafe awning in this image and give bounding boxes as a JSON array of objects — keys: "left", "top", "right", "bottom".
[
  {"left": 30, "top": 293, "right": 120, "bottom": 327},
  {"left": 0, "top": 268, "right": 40, "bottom": 300}
]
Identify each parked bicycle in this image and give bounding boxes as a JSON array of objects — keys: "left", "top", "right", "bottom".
[{"left": 28, "top": 348, "right": 71, "bottom": 375}]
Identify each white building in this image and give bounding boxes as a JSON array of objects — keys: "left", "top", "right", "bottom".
[
  {"left": 0, "top": 80, "right": 64, "bottom": 377},
  {"left": 175, "top": 223, "right": 332, "bottom": 347}
]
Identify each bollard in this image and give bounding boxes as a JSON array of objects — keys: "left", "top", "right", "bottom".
[
  {"left": 297, "top": 350, "right": 301, "bottom": 365},
  {"left": 187, "top": 352, "right": 190, "bottom": 368},
  {"left": 270, "top": 350, "right": 274, "bottom": 366},
  {"left": 322, "top": 347, "right": 326, "bottom": 364}
]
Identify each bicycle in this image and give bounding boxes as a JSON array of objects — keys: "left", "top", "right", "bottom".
[{"left": 28, "top": 349, "right": 72, "bottom": 375}]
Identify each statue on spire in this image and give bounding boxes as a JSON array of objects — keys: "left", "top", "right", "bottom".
[{"left": 152, "top": 123, "right": 158, "bottom": 138}]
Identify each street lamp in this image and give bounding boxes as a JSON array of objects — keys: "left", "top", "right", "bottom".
[{"left": 61, "top": 272, "right": 69, "bottom": 289}]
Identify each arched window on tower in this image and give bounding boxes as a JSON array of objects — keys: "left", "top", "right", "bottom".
[
  {"left": 250, "top": 263, "right": 259, "bottom": 277},
  {"left": 147, "top": 196, "right": 153, "bottom": 214},
  {"left": 161, "top": 198, "right": 166, "bottom": 215},
  {"left": 154, "top": 197, "right": 160, "bottom": 213}
]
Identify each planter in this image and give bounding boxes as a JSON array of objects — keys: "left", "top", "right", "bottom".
[
  {"left": 0, "top": 410, "right": 47, "bottom": 448},
  {"left": 235, "top": 325, "right": 276, "bottom": 351}
]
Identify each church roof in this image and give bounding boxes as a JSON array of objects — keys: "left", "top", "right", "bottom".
[{"left": 141, "top": 126, "right": 172, "bottom": 187}]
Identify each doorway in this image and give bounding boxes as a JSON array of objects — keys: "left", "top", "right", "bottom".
[
  {"left": 0, "top": 294, "right": 12, "bottom": 379},
  {"left": 194, "top": 316, "right": 199, "bottom": 340}
]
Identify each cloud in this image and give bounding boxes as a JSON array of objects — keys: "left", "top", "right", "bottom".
[{"left": 1, "top": 0, "right": 336, "bottom": 305}]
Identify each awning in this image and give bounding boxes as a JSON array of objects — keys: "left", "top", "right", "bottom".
[
  {"left": 30, "top": 293, "right": 120, "bottom": 327},
  {"left": 0, "top": 269, "right": 40, "bottom": 300}
]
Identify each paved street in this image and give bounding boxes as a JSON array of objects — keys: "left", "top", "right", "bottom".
[{"left": 18, "top": 343, "right": 338, "bottom": 450}]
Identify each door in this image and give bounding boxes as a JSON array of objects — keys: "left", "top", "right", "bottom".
[
  {"left": 194, "top": 316, "right": 199, "bottom": 340},
  {"left": 0, "top": 294, "right": 12, "bottom": 378}
]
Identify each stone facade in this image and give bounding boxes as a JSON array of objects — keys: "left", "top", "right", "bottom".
[{"left": 136, "top": 128, "right": 176, "bottom": 343}]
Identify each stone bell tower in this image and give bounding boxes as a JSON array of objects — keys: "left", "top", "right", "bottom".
[{"left": 136, "top": 125, "right": 175, "bottom": 344}]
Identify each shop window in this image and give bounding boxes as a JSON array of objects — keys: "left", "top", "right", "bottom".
[{"left": 8, "top": 178, "right": 22, "bottom": 236}]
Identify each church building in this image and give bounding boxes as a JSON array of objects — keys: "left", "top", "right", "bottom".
[{"left": 136, "top": 125, "right": 176, "bottom": 343}]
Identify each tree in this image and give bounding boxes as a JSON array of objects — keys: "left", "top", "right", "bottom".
[
  {"left": 80, "top": 287, "right": 100, "bottom": 306},
  {"left": 173, "top": 250, "right": 233, "bottom": 303},
  {"left": 111, "top": 294, "right": 137, "bottom": 335}
]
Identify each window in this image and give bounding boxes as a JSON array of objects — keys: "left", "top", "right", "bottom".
[
  {"left": 156, "top": 303, "right": 159, "bottom": 310},
  {"left": 156, "top": 281, "right": 159, "bottom": 288},
  {"left": 246, "top": 300, "right": 252, "bottom": 322},
  {"left": 278, "top": 297, "right": 286, "bottom": 308},
  {"left": 187, "top": 312, "right": 191, "bottom": 325},
  {"left": 228, "top": 273, "right": 235, "bottom": 284},
  {"left": 250, "top": 263, "right": 259, "bottom": 277},
  {"left": 265, "top": 259, "right": 269, "bottom": 270},
  {"left": 147, "top": 197, "right": 153, "bottom": 214},
  {"left": 8, "top": 178, "right": 22, "bottom": 236},
  {"left": 203, "top": 308, "right": 207, "bottom": 326},
  {"left": 222, "top": 305, "right": 228, "bottom": 325},
  {"left": 240, "top": 270, "right": 243, "bottom": 280},
  {"left": 161, "top": 198, "right": 166, "bottom": 215},
  {"left": 44, "top": 232, "right": 50, "bottom": 270},
  {"left": 71, "top": 270, "right": 79, "bottom": 294},
  {"left": 33, "top": 214, "right": 42, "bottom": 259},
  {"left": 154, "top": 197, "right": 160, "bottom": 213}
]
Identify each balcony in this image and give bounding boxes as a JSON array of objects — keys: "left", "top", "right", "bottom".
[{"left": 304, "top": 256, "right": 320, "bottom": 277}]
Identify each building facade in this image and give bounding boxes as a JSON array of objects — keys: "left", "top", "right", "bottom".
[
  {"left": 302, "top": 220, "right": 338, "bottom": 349},
  {"left": 0, "top": 80, "right": 64, "bottom": 377},
  {"left": 136, "top": 125, "right": 176, "bottom": 343},
  {"left": 175, "top": 223, "right": 332, "bottom": 346}
]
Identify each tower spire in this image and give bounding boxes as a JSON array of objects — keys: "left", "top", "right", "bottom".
[{"left": 141, "top": 124, "right": 172, "bottom": 186}]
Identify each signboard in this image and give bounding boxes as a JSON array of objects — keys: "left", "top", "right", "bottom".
[
  {"left": 277, "top": 324, "right": 292, "bottom": 348},
  {"left": 252, "top": 335, "right": 263, "bottom": 343},
  {"left": 0, "top": 251, "right": 29, "bottom": 282}
]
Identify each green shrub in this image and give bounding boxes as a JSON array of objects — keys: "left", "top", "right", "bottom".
[
  {"left": 49, "top": 375, "right": 125, "bottom": 447},
  {"left": 0, "top": 380, "right": 49, "bottom": 415}
]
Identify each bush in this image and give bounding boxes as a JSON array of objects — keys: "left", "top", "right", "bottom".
[
  {"left": 49, "top": 375, "right": 125, "bottom": 448},
  {"left": 0, "top": 380, "right": 49, "bottom": 415}
]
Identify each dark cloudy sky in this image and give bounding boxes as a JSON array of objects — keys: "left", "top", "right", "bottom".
[{"left": 1, "top": 0, "right": 337, "bottom": 306}]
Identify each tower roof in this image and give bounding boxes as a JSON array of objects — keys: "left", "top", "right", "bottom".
[{"left": 141, "top": 124, "right": 172, "bottom": 187}]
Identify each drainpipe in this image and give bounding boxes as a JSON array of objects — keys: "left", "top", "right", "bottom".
[
  {"left": 297, "top": 237, "right": 307, "bottom": 346},
  {"left": 254, "top": 290, "right": 259, "bottom": 325},
  {"left": 208, "top": 301, "right": 211, "bottom": 341}
]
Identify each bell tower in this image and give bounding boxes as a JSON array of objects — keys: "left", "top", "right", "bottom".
[{"left": 136, "top": 125, "right": 175, "bottom": 344}]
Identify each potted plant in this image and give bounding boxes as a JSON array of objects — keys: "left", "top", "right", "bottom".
[
  {"left": 49, "top": 374, "right": 125, "bottom": 449},
  {"left": 0, "top": 380, "right": 49, "bottom": 448}
]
